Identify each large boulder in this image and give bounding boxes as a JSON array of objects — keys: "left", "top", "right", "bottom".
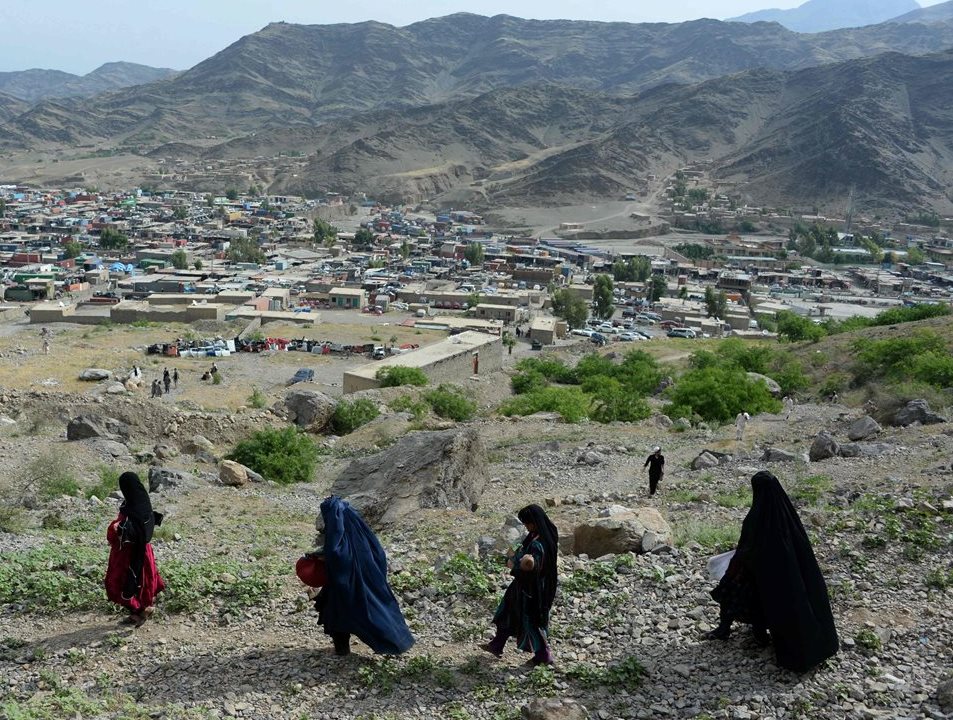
[
  {"left": 747, "top": 372, "right": 782, "bottom": 397},
  {"left": 848, "top": 416, "right": 882, "bottom": 441},
  {"left": 809, "top": 431, "right": 839, "bottom": 462},
  {"left": 148, "top": 467, "right": 196, "bottom": 493},
  {"left": 691, "top": 451, "right": 720, "bottom": 470},
  {"left": 761, "top": 447, "right": 797, "bottom": 462},
  {"left": 331, "top": 428, "right": 486, "bottom": 526},
  {"left": 219, "top": 460, "right": 249, "bottom": 487},
  {"left": 892, "top": 399, "right": 947, "bottom": 427},
  {"left": 66, "top": 415, "right": 130, "bottom": 442},
  {"left": 573, "top": 507, "right": 673, "bottom": 557},
  {"left": 839, "top": 442, "right": 895, "bottom": 458},
  {"left": 936, "top": 679, "right": 953, "bottom": 713},
  {"left": 79, "top": 368, "right": 112, "bottom": 381},
  {"left": 522, "top": 698, "right": 590, "bottom": 720},
  {"left": 285, "top": 389, "right": 337, "bottom": 432}
]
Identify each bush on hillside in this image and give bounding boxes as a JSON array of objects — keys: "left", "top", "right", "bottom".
[
  {"left": 500, "top": 387, "right": 591, "bottom": 423},
  {"left": 228, "top": 427, "right": 320, "bottom": 484},
  {"left": 511, "top": 369, "right": 548, "bottom": 395},
  {"left": 585, "top": 376, "right": 652, "bottom": 423},
  {"left": 514, "top": 357, "right": 577, "bottom": 384},
  {"left": 376, "top": 366, "right": 428, "bottom": 387},
  {"left": 776, "top": 311, "right": 826, "bottom": 343},
  {"left": 824, "top": 302, "right": 950, "bottom": 335},
  {"left": 851, "top": 331, "right": 948, "bottom": 386},
  {"left": 331, "top": 398, "right": 380, "bottom": 434},
  {"left": 664, "top": 365, "right": 781, "bottom": 423},
  {"left": 424, "top": 384, "right": 477, "bottom": 421}
]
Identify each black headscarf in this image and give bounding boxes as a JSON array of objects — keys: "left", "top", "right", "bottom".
[
  {"left": 737, "top": 471, "right": 839, "bottom": 672},
  {"left": 517, "top": 504, "right": 559, "bottom": 618},
  {"left": 118, "top": 472, "right": 157, "bottom": 601}
]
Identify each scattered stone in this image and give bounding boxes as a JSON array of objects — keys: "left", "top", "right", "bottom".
[
  {"left": 573, "top": 507, "right": 673, "bottom": 556},
  {"left": 935, "top": 679, "right": 953, "bottom": 712},
  {"left": 219, "top": 460, "right": 249, "bottom": 487},
  {"left": 839, "top": 442, "right": 895, "bottom": 458},
  {"left": 691, "top": 451, "right": 719, "bottom": 470},
  {"left": 848, "top": 416, "right": 882, "bottom": 441},
  {"left": 92, "top": 439, "right": 130, "bottom": 458},
  {"left": 522, "top": 698, "right": 590, "bottom": 720},
  {"left": 79, "top": 368, "right": 112, "bottom": 381},
  {"left": 809, "top": 431, "right": 839, "bottom": 462},
  {"left": 578, "top": 451, "right": 606, "bottom": 466},
  {"left": 760, "top": 447, "right": 797, "bottom": 462},
  {"left": 154, "top": 443, "right": 179, "bottom": 460},
  {"left": 148, "top": 467, "right": 195, "bottom": 492},
  {"left": 185, "top": 435, "right": 216, "bottom": 454},
  {"left": 331, "top": 428, "right": 485, "bottom": 526}
]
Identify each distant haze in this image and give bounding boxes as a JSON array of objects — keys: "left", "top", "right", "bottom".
[{"left": 0, "top": 0, "right": 944, "bottom": 73}]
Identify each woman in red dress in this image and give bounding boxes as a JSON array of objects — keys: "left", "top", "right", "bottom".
[{"left": 104, "top": 472, "right": 165, "bottom": 626}]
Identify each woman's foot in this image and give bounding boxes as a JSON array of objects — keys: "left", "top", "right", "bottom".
[
  {"left": 122, "top": 613, "right": 145, "bottom": 627},
  {"left": 705, "top": 623, "right": 732, "bottom": 641},
  {"left": 480, "top": 642, "right": 503, "bottom": 659},
  {"left": 143, "top": 606, "right": 155, "bottom": 618}
]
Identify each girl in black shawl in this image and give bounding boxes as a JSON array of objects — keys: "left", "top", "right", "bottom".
[
  {"left": 482, "top": 504, "right": 558, "bottom": 666},
  {"left": 104, "top": 472, "right": 165, "bottom": 626},
  {"left": 708, "top": 471, "right": 839, "bottom": 673}
]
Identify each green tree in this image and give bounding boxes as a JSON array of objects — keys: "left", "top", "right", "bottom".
[
  {"left": 204, "top": 194, "right": 214, "bottom": 208},
  {"left": 704, "top": 286, "right": 727, "bottom": 319},
  {"left": 98, "top": 227, "right": 129, "bottom": 251},
  {"left": 172, "top": 205, "right": 188, "bottom": 221},
  {"left": 227, "top": 427, "right": 320, "bottom": 485},
  {"left": 225, "top": 188, "right": 239, "bottom": 201},
  {"left": 353, "top": 228, "right": 376, "bottom": 250},
  {"left": 648, "top": 275, "right": 667, "bottom": 303},
  {"left": 63, "top": 240, "right": 83, "bottom": 259},
  {"left": 593, "top": 274, "right": 615, "bottom": 320},
  {"left": 502, "top": 333, "right": 516, "bottom": 355},
  {"left": 678, "top": 286, "right": 689, "bottom": 300},
  {"left": 313, "top": 217, "right": 338, "bottom": 245},
  {"left": 464, "top": 242, "right": 485, "bottom": 266},
  {"left": 776, "top": 310, "right": 826, "bottom": 343},
  {"left": 906, "top": 246, "right": 925, "bottom": 265},
  {"left": 400, "top": 239, "right": 410, "bottom": 259},
  {"left": 551, "top": 288, "right": 589, "bottom": 329},
  {"left": 170, "top": 249, "right": 188, "bottom": 269},
  {"left": 611, "top": 256, "right": 651, "bottom": 282},
  {"left": 227, "top": 237, "right": 266, "bottom": 264},
  {"left": 194, "top": 260, "right": 203, "bottom": 270}
]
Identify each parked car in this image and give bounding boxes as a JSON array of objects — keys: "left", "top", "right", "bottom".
[
  {"left": 635, "top": 314, "right": 658, "bottom": 325},
  {"left": 659, "top": 320, "right": 684, "bottom": 330},
  {"left": 590, "top": 332, "right": 607, "bottom": 346},
  {"left": 287, "top": 368, "right": 315, "bottom": 385},
  {"left": 531, "top": 339, "right": 543, "bottom": 350},
  {"left": 618, "top": 332, "right": 638, "bottom": 341},
  {"left": 667, "top": 328, "right": 697, "bottom": 339},
  {"left": 571, "top": 328, "right": 594, "bottom": 337}
]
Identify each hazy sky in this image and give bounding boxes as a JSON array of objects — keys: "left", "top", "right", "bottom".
[{"left": 0, "top": 0, "right": 943, "bottom": 74}]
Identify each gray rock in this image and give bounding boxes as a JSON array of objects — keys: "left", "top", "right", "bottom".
[
  {"left": 578, "top": 451, "right": 606, "bottom": 466},
  {"left": 936, "top": 679, "right": 953, "bottom": 712},
  {"left": 851, "top": 442, "right": 895, "bottom": 457},
  {"left": 691, "top": 451, "right": 719, "bottom": 470},
  {"left": 148, "top": 467, "right": 195, "bottom": 492},
  {"left": 809, "top": 431, "right": 839, "bottom": 462},
  {"left": 331, "top": 428, "right": 486, "bottom": 526},
  {"left": 654, "top": 414, "right": 674, "bottom": 429},
  {"left": 837, "top": 442, "right": 861, "bottom": 458},
  {"left": 66, "top": 415, "right": 130, "bottom": 442},
  {"left": 747, "top": 371, "right": 781, "bottom": 397},
  {"left": 573, "top": 507, "right": 673, "bottom": 556},
  {"left": 284, "top": 389, "right": 337, "bottom": 432},
  {"left": 522, "top": 698, "right": 590, "bottom": 720},
  {"left": 100, "top": 381, "right": 127, "bottom": 395},
  {"left": 219, "top": 460, "right": 249, "bottom": 487},
  {"left": 186, "top": 435, "right": 215, "bottom": 453},
  {"left": 848, "top": 415, "right": 882, "bottom": 441},
  {"left": 154, "top": 443, "right": 179, "bottom": 461},
  {"left": 673, "top": 417, "right": 692, "bottom": 431},
  {"left": 79, "top": 368, "right": 112, "bottom": 381},
  {"left": 892, "top": 399, "right": 947, "bottom": 427},
  {"left": 91, "top": 439, "right": 130, "bottom": 458},
  {"left": 761, "top": 447, "right": 797, "bottom": 462}
]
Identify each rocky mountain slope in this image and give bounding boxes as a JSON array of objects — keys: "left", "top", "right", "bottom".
[
  {"left": 731, "top": 0, "right": 919, "bottom": 32},
  {"left": 3, "top": 14, "right": 953, "bottom": 150},
  {"left": 890, "top": 0, "right": 953, "bottom": 21},
  {"left": 0, "top": 62, "right": 176, "bottom": 103}
]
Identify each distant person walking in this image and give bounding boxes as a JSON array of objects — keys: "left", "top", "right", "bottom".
[
  {"left": 151, "top": 379, "right": 161, "bottom": 398},
  {"left": 735, "top": 412, "right": 750, "bottom": 441},
  {"left": 162, "top": 369, "right": 171, "bottom": 394},
  {"left": 172, "top": 368, "right": 179, "bottom": 389},
  {"left": 643, "top": 446, "right": 665, "bottom": 496},
  {"left": 783, "top": 396, "right": 795, "bottom": 421}
]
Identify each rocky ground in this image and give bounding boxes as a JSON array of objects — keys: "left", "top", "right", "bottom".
[{"left": 1, "top": 332, "right": 952, "bottom": 719}]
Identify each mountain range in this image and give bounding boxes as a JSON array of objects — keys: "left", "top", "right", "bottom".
[
  {"left": 731, "top": 0, "right": 920, "bottom": 33},
  {"left": 1, "top": 12, "right": 952, "bottom": 213},
  {"left": 0, "top": 62, "right": 177, "bottom": 104}
]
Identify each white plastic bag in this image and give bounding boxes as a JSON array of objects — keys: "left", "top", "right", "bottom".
[{"left": 707, "top": 550, "right": 736, "bottom": 581}]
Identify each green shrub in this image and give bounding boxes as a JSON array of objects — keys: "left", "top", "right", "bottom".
[
  {"left": 247, "top": 387, "right": 267, "bottom": 409},
  {"left": 664, "top": 365, "right": 781, "bottom": 422},
  {"left": 585, "top": 376, "right": 652, "bottom": 423},
  {"left": 511, "top": 369, "right": 548, "bottom": 395},
  {"left": 28, "top": 451, "right": 80, "bottom": 500},
  {"left": 227, "top": 426, "right": 320, "bottom": 484},
  {"left": 0, "top": 545, "right": 109, "bottom": 612},
  {"left": 514, "top": 357, "right": 577, "bottom": 384},
  {"left": 776, "top": 311, "right": 826, "bottom": 342},
  {"left": 0, "top": 504, "right": 27, "bottom": 534},
  {"left": 331, "top": 398, "right": 380, "bottom": 434},
  {"left": 376, "top": 366, "right": 428, "bottom": 387},
  {"left": 389, "top": 394, "right": 429, "bottom": 420},
  {"left": 674, "top": 520, "right": 740, "bottom": 551},
  {"left": 212, "top": 372, "right": 223, "bottom": 385},
  {"left": 500, "top": 386, "right": 591, "bottom": 423},
  {"left": 424, "top": 384, "right": 477, "bottom": 421},
  {"left": 85, "top": 466, "right": 119, "bottom": 501}
]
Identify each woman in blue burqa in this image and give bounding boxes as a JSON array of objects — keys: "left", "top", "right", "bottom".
[
  {"left": 708, "top": 471, "right": 839, "bottom": 673},
  {"left": 481, "top": 504, "right": 558, "bottom": 666},
  {"left": 313, "top": 496, "right": 414, "bottom": 656}
]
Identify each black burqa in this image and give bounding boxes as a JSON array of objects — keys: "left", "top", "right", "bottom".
[
  {"left": 118, "top": 472, "right": 160, "bottom": 600},
  {"left": 497, "top": 504, "right": 559, "bottom": 633},
  {"left": 713, "top": 471, "right": 839, "bottom": 672}
]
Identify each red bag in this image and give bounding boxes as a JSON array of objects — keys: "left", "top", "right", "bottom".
[{"left": 295, "top": 555, "right": 327, "bottom": 588}]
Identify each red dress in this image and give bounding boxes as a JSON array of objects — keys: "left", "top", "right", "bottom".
[{"left": 104, "top": 513, "right": 165, "bottom": 613}]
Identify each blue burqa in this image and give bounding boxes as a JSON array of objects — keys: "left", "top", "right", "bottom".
[{"left": 318, "top": 496, "right": 414, "bottom": 655}]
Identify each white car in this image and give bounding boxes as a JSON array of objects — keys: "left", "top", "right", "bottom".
[
  {"left": 572, "top": 328, "right": 594, "bottom": 337},
  {"left": 635, "top": 314, "right": 658, "bottom": 325},
  {"left": 619, "top": 332, "right": 641, "bottom": 341}
]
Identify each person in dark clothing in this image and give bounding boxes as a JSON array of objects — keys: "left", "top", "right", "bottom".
[
  {"left": 163, "top": 369, "right": 171, "bottom": 394},
  {"left": 172, "top": 368, "right": 179, "bottom": 388},
  {"left": 708, "top": 471, "right": 839, "bottom": 673},
  {"left": 151, "top": 379, "right": 161, "bottom": 398},
  {"left": 312, "top": 496, "right": 414, "bottom": 657},
  {"left": 644, "top": 447, "right": 665, "bottom": 496},
  {"left": 481, "top": 504, "right": 558, "bottom": 666}
]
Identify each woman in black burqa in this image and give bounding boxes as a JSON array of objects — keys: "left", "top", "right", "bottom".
[
  {"left": 481, "top": 504, "right": 558, "bottom": 666},
  {"left": 708, "top": 471, "right": 839, "bottom": 673}
]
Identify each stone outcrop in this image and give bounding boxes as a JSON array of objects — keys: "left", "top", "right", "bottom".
[
  {"left": 285, "top": 389, "right": 337, "bottom": 432},
  {"left": 746, "top": 372, "right": 781, "bottom": 397},
  {"left": 848, "top": 416, "right": 882, "bottom": 441},
  {"left": 761, "top": 447, "right": 797, "bottom": 462},
  {"left": 79, "top": 368, "right": 111, "bottom": 381},
  {"left": 66, "top": 415, "right": 129, "bottom": 442},
  {"left": 809, "top": 431, "right": 839, "bottom": 462},
  {"left": 892, "top": 399, "right": 947, "bottom": 427},
  {"left": 573, "top": 506, "right": 673, "bottom": 557},
  {"left": 522, "top": 698, "right": 590, "bottom": 720},
  {"left": 331, "top": 428, "right": 486, "bottom": 526},
  {"left": 219, "top": 460, "right": 249, "bottom": 487}
]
